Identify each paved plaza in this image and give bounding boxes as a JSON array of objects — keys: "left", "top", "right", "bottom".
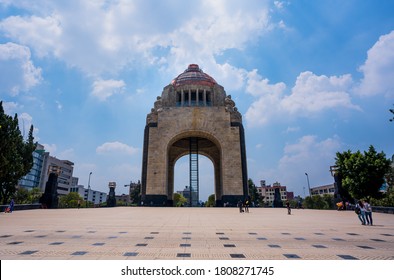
[{"left": 0, "top": 207, "right": 393, "bottom": 260}]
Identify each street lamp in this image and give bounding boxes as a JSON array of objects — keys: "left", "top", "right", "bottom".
[
  {"left": 86, "top": 172, "right": 92, "bottom": 207},
  {"left": 305, "top": 172, "right": 311, "bottom": 197}
]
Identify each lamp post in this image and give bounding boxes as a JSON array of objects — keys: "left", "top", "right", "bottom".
[
  {"left": 86, "top": 172, "right": 92, "bottom": 207},
  {"left": 305, "top": 172, "right": 311, "bottom": 197}
]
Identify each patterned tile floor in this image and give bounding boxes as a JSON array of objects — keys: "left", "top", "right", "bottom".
[{"left": 0, "top": 207, "right": 393, "bottom": 260}]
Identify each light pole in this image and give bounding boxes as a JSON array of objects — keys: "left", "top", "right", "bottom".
[
  {"left": 86, "top": 172, "right": 92, "bottom": 207},
  {"left": 305, "top": 172, "right": 311, "bottom": 197}
]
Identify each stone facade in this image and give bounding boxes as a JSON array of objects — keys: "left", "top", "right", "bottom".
[{"left": 141, "top": 64, "right": 248, "bottom": 206}]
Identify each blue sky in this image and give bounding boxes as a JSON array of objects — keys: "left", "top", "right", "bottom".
[{"left": 1, "top": 0, "right": 393, "bottom": 201}]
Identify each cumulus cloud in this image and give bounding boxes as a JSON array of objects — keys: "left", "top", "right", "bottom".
[
  {"left": 0, "top": 42, "right": 42, "bottom": 95},
  {"left": 0, "top": 0, "right": 271, "bottom": 85},
  {"left": 96, "top": 141, "right": 138, "bottom": 156},
  {"left": 357, "top": 30, "right": 394, "bottom": 97},
  {"left": 91, "top": 79, "right": 126, "bottom": 101},
  {"left": 245, "top": 70, "right": 360, "bottom": 127}
]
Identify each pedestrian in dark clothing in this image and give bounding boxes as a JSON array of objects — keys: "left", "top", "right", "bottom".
[
  {"left": 244, "top": 199, "right": 249, "bottom": 213},
  {"left": 286, "top": 201, "right": 291, "bottom": 215},
  {"left": 9, "top": 199, "right": 15, "bottom": 213},
  {"left": 238, "top": 200, "right": 243, "bottom": 213}
]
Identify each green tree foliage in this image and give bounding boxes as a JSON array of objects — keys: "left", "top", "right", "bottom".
[
  {"left": 303, "top": 194, "right": 335, "bottom": 209},
  {"left": 335, "top": 146, "right": 391, "bottom": 200},
  {"left": 0, "top": 101, "right": 36, "bottom": 204},
  {"left": 205, "top": 194, "right": 215, "bottom": 207},
  {"left": 173, "top": 193, "right": 187, "bottom": 207},
  {"left": 13, "top": 187, "right": 42, "bottom": 204},
  {"left": 248, "top": 178, "right": 263, "bottom": 206},
  {"left": 129, "top": 181, "right": 141, "bottom": 205},
  {"left": 58, "top": 192, "right": 84, "bottom": 208}
]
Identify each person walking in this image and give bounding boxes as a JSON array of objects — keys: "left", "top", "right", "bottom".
[
  {"left": 364, "top": 200, "right": 373, "bottom": 225},
  {"left": 237, "top": 200, "right": 243, "bottom": 213},
  {"left": 355, "top": 200, "right": 366, "bottom": 225},
  {"left": 244, "top": 199, "right": 249, "bottom": 213}
]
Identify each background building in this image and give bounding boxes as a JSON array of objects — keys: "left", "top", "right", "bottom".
[
  {"left": 40, "top": 153, "right": 74, "bottom": 195},
  {"left": 69, "top": 185, "right": 107, "bottom": 205},
  {"left": 310, "top": 183, "right": 335, "bottom": 196},
  {"left": 257, "top": 181, "right": 288, "bottom": 206},
  {"left": 18, "top": 143, "right": 45, "bottom": 190}
]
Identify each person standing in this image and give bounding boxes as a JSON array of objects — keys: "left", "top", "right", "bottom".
[
  {"left": 364, "top": 200, "right": 373, "bottom": 225},
  {"left": 9, "top": 198, "right": 15, "bottom": 213},
  {"left": 286, "top": 200, "right": 291, "bottom": 215},
  {"left": 356, "top": 200, "right": 366, "bottom": 225}
]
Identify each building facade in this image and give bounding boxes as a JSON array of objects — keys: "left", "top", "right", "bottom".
[
  {"left": 310, "top": 183, "right": 335, "bottom": 196},
  {"left": 18, "top": 143, "right": 45, "bottom": 190},
  {"left": 40, "top": 153, "right": 74, "bottom": 195},
  {"left": 257, "top": 181, "right": 288, "bottom": 206},
  {"left": 69, "top": 185, "right": 107, "bottom": 205}
]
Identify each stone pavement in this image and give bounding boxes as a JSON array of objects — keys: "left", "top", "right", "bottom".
[{"left": 0, "top": 207, "right": 393, "bottom": 260}]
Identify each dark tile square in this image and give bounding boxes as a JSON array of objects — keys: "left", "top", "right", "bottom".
[
  {"left": 150, "top": 232, "right": 159, "bottom": 234},
  {"left": 177, "top": 253, "right": 191, "bottom": 258},
  {"left": 72, "top": 235, "right": 82, "bottom": 238},
  {"left": 119, "top": 231, "right": 127, "bottom": 234},
  {"left": 24, "top": 230, "right": 35, "bottom": 232},
  {"left": 49, "top": 242, "right": 64, "bottom": 245},
  {"left": 224, "top": 244, "right": 236, "bottom": 247},
  {"left": 136, "top": 243, "right": 148, "bottom": 247},
  {"left": 370, "top": 239, "right": 386, "bottom": 242},
  {"left": 92, "top": 242, "right": 105, "bottom": 246},
  {"left": 357, "top": 245, "right": 375, "bottom": 249},
  {"left": 87, "top": 231, "right": 96, "bottom": 233},
  {"left": 180, "top": 244, "right": 191, "bottom": 247},
  {"left": 145, "top": 237, "right": 154, "bottom": 239},
  {"left": 281, "top": 232, "right": 291, "bottom": 235},
  {"left": 346, "top": 233, "right": 359, "bottom": 236},
  {"left": 35, "top": 235, "right": 47, "bottom": 238},
  {"left": 8, "top": 241, "right": 23, "bottom": 245},
  {"left": 230, "top": 254, "right": 245, "bottom": 258},
  {"left": 124, "top": 252, "right": 138, "bottom": 256},
  {"left": 257, "top": 237, "right": 267, "bottom": 240},
  {"left": 284, "top": 254, "right": 301, "bottom": 259},
  {"left": 268, "top": 244, "right": 281, "bottom": 248},
  {"left": 182, "top": 237, "right": 191, "bottom": 240},
  {"left": 314, "top": 233, "right": 324, "bottom": 235},
  {"left": 216, "top": 232, "right": 225, "bottom": 235},
  {"left": 312, "top": 244, "right": 327, "bottom": 248},
  {"left": 56, "top": 230, "right": 66, "bottom": 233},
  {"left": 71, "top": 251, "right": 88, "bottom": 256},
  {"left": 20, "top": 250, "right": 38, "bottom": 255},
  {"left": 219, "top": 237, "right": 229, "bottom": 240},
  {"left": 183, "top": 232, "right": 192, "bottom": 235},
  {"left": 295, "top": 237, "right": 306, "bottom": 240},
  {"left": 248, "top": 232, "right": 257, "bottom": 235},
  {"left": 338, "top": 255, "right": 358, "bottom": 260},
  {"left": 332, "top": 238, "right": 345, "bottom": 241},
  {"left": 381, "top": 234, "right": 393, "bottom": 237},
  {"left": 0, "top": 235, "right": 13, "bottom": 238},
  {"left": 108, "top": 236, "right": 118, "bottom": 239}
]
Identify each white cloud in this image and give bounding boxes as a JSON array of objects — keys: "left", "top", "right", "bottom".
[
  {"left": 42, "top": 143, "right": 57, "bottom": 154},
  {"left": 245, "top": 70, "right": 360, "bottom": 127},
  {"left": 0, "top": 0, "right": 272, "bottom": 82},
  {"left": 0, "top": 42, "right": 42, "bottom": 95},
  {"left": 357, "top": 30, "right": 394, "bottom": 98},
  {"left": 282, "top": 71, "right": 359, "bottom": 114},
  {"left": 91, "top": 79, "right": 126, "bottom": 101},
  {"left": 96, "top": 141, "right": 138, "bottom": 156}
]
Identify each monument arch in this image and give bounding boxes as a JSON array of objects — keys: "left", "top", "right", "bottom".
[{"left": 141, "top": 64, "right": 248, "bottom": 206}]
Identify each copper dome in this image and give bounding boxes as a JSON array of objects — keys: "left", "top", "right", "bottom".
[{"left": 171, "top": 64, "right": 217, "bottom": 88}]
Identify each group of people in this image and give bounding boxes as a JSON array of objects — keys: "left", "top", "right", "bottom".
[
  {"left": 355, "top": 200, "right": 373, "bottom": 225},
  {"left": 237, "top": 199, "right": 249, "bottom": 213}
]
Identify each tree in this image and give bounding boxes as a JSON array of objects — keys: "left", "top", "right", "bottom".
[
  {"left": 173, "top": 193, "right": 187, "bottom": 207},
  {"left": 390, "top": 104, "right": 394, "bottom": 122},
  {"left": 205, "top": 194, "right": 215, "bottom": 207},
  {"left": 0, "top": 101, "right": 36, "bottom": 204},
  {"left": 335, "top": 145, "right": 391, "bottom": 200},
  {"left": 58, "top": 192, "right": 84, "bottom": 208},
  {"left": 129, "top": 181, "right": 141, "bottom": 205},
  {"left": 248, "top": 178, "right": 262, "bottom": 206}
]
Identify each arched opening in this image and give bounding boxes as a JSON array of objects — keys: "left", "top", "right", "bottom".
[
  {"left": 166, "top": 133, "right": 223, "bottom": 206},
  {"left": 174, "top": 155, "right": 214, "bottom": 206}
]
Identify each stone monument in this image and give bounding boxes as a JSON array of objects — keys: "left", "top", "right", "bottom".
[
  {"left": 141, "top": 64, "right": 248, "bottom": 206},
  {"left": 106, "top": 182, "right": 116, "bottom": 207},
  {"left": 39, "top": 167, "right": 59, "bottom": 209}
]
